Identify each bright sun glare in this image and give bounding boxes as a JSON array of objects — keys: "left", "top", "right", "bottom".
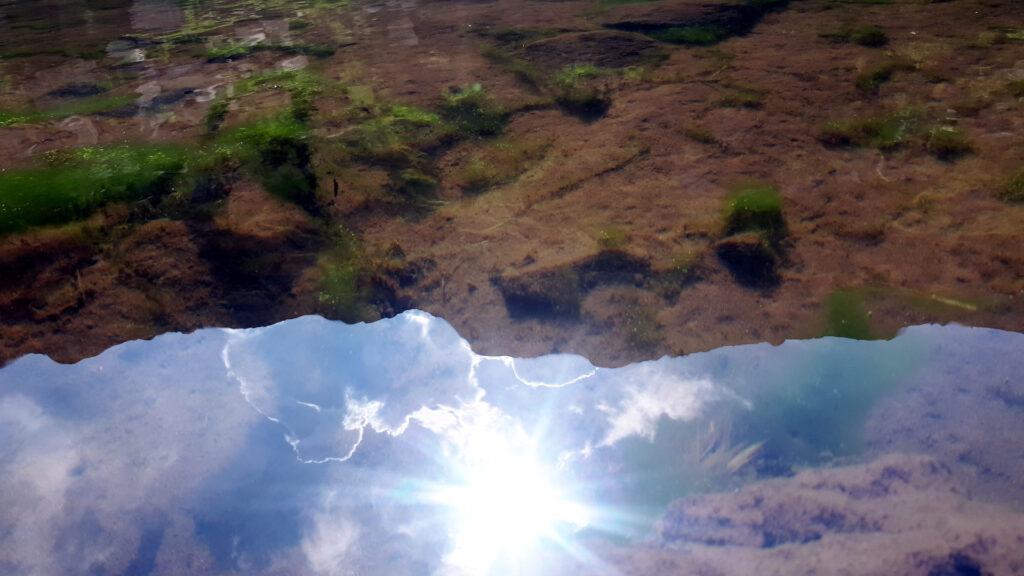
[{"left": 429, "top": 428, "right": 591, "bottom": 574}]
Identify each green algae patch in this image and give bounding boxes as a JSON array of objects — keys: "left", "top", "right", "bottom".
[
  {"left": 722, "top": 182, "right": 786, "bottom": 242},
  {"left": 441, "top": 84, "right": 508, "bottom": 137},
  {"left": 0, "top": 94, "right": 135, "bottom": 127},
  {"left": 998, "top": 168, "right": 1024, "bottom": 203},
  {"left": 0, "top": 145, "right": 187, "bottom": 234},
  {"left": 650, "top": 26, "right": 729, "bottom": 46},
  {"left": 823, "top": 290, "right": 875, "bottom": 340},
  {"left": 317, "top": 227, "right": 378, "bottom": 323},
  {"left": 214, "top": 116, "right": 318, "bottom": 211}
]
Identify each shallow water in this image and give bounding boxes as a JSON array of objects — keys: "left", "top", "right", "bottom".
[
  {"left": 2, "top": 0, "right": 1024, "bottom": 573},
  {"left": 2, "top": 312, "right": 1023, "bottom": 574}
]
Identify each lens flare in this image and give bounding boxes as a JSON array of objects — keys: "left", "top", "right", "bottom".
[{"left": 429, "top": 426, "right": 591, "bottom": 575}]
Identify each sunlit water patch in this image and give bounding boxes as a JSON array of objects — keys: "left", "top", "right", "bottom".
[{"left": 1, "top": 311, "right": 1023, "bottom": 575}]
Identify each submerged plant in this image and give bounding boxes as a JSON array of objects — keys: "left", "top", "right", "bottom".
[
  {"left": 998, "top": 168, "right": 1024, "bottom": 203},
  {"left": 0, "top": 145, "right": 187, "bottom": 234},
  {"left": 441, "top": 84, "right": 508, "bottom": 137},
  {"left": 716, "top": 182, "right": 786, "bottom": 288},
  {"left": 823, "top": 290, "right": 875, "bottom": 340},
  {"left": 855, "top": 57, "right": 915, "bottom": 94},
  {"left": 0, "top": 94, "right": 135, "bottom": 127},
  {"left": 552, "top": 64, "right": 612, "bottom": 120},
  {"left": 722, "top": 182, "right": 787, "bottom": 242},
  {"left": 317, "top": 227, "right": 377, "bottom": 323},
  {"left": 818, "top": 109, "right": 923, "bottom": 150},
  {"left": 717, "top": 86, "right": 766, "bottom": 109},
  {"left": 650, "top": 26, "right": 728, "bottom": 46},
  {"left": 925, "top": 125, "right": 972, "bottom": 160},
  {"left": 214, "top": 116, "right": 318, "bottom": 211}
]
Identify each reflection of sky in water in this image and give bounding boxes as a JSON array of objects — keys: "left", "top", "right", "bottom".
[{"left": 0, "top": 311, "right": 1021, "bottom": 575}]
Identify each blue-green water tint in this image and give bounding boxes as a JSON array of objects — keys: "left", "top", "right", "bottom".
[{"left": 0, "top": 311, "right": 1021, "bottom": 574}]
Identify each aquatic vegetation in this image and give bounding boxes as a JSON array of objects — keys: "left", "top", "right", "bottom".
[
  {"left": 393, "top": 169, "right": 438, "bottom": 199},
  {"left": 317, "top": 227, "right": 377, "bottom": 323},
  {"left": 722, "top": 182, "right": 787, "bottom": 242},
  {"left": 205, "top": 40, "right": 335, "bottom": 63},
  {"left": 459, "top": 138, "right": 550, "bottom": 194},
  {"left": 924, "top": 126, "right": 972, "bottom": 161},
  {"left": 441, "top": 84, "right": 508, "bottom": 137},
  {"left": 215, "top": 116, "right": 318, "bottom": 211},
  {"left": 236, "top": 69, "right": 327, "bottom": 122},
  {"left": 204, "top": 98, "right": 230, "bottom": 134},
  {"left": 649, "top": 26, "right": 729, "bottom": 46},
  {"left": 653, "top": 251, "right": 702, "bottom": 300},
  {"left": 1007, "top": 79, "right": 1024, "bottom": 98},
  {"left": 480, "top": 45, "right": 548, "bottom": 89},
  {"left": 0, "top": 145, "right": 187, "bottom": 234},
  {"left": 598, "top": 226, "right": 630, "bottom": 250},
  {"left": 0, "top": 94, "right": 135, "bottom": 127},
  {"left": 683, "top": 126, "right": 717, "bottom": 144},
  {"left": 818, "top": 109, "right": 922, "bottom": 150},
  {"left": 343, "top": 104, "right": 448, "bottom": 167},
  {"left": 717, "top": 86, "right": 766, "bottom": 109},
  {"left": 205, "top": 42, "right": 256, "bottom": 62},
  {"left": 998, "top": 168, "right": 1024, "bottom": 203},
  {"left": 552, "top": 68, "right": 613, "bottom": 120},
  {"left": 855, "top": 57, "right": 915, "bottom": 94},
  {"left": 716, "top": 183, "right": 786, "bottom": 287},
  {"left": 823, "top": 290, "right": 875, "bottom": 340},
  {"left": 623, "top": 302, "right": 663, "bottom": 351},
  {"left": 820, "top": 25, "right": 888, "bottom": 47}
]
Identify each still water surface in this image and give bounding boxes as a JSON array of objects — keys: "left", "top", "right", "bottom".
[{"left": 2, "top": 312, "right": 1023, "bottom": 574}]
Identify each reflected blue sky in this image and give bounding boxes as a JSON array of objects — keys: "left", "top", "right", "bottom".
[{"left": 1, "top": 311, "right": 1023, "bottom": 575}]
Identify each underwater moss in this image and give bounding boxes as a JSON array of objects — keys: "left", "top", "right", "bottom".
[
  {"left": 649, "top": 26, "right": 728, "bottom": 46},
  {"left": 441, "top": 84, "right": 508, "bottom": 137},
  {"left": 821, "top": 25, "right": 888, "bottom": 47},
  {"left": 481, "top": 45, "right": 547, "bottom": 89},
  {"left": 235, "top": 69, "right": 325, "bottom": 121},
  {"left": 823, "top": 290, "right": 875, "bottom": 340},
  {"left": 1009, "top": 79, "right": 1024, "bottom": 98},
  {"left": 998, "top": 168, "right": 1024, "bottom": 203},
  {"left": 0, "top": 94, "right": 135, "bottom": 127},
  {"left": 818, "top": 109, "right": 922, "bottom": 150},
  {"left": 717, "top": 86, "right": 765, "bottom": 109},
  {"left": 722, "top": 182, "right": 787, "bottom": 242},
  {"left": 344, "top": 104, "right": 448, "bottom": 166},
  {"left": 204, "top": 98, "right": 230, "bottom": 134},
  {"left": 925, "top": 126, "right": 972, "bottom": 160},
  {"left": 461, "top": 159, "right": 501, "bottom": 193},
  {"left": 215, "top": 116, "right": 318, "bottom": 211},
  {"left": 683, "top": 126, "right": 717, "bottom": 144},
  {"left": 598, "top": 226, "right": 630, "bottom": 250},
  {"left": 855, "top": 58, "right": 915, "bottom": 94},
  {"left": 554, "top": 83, "right": 611, "bottom": 120},
  {"left": 393, "top": 169, "right": 438, "bottom": 198},
  {"left": 459, "top": 138, "right": 550, "bottom": 193},
  {"left": 624, "top": 303, "right": 663, "bottom": 352},
  {"left": 0, "top": 145, "right": 187, "bottom": 234},
  {"left": 317, "top": 228, "right": 377, "bottom": 323}
]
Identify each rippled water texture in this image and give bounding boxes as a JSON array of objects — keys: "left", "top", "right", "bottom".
[{"left": 2, "top": 313, "right": 1023, "bottom": 574}]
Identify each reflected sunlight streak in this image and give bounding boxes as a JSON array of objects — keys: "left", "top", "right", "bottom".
[{"left": 427, "top": 427, "right": 592, "bottom": 575}]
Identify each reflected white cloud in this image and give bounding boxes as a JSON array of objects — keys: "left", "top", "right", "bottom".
[{"left": 0, "top": 313, "right": 1021, "bottom": 575}]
